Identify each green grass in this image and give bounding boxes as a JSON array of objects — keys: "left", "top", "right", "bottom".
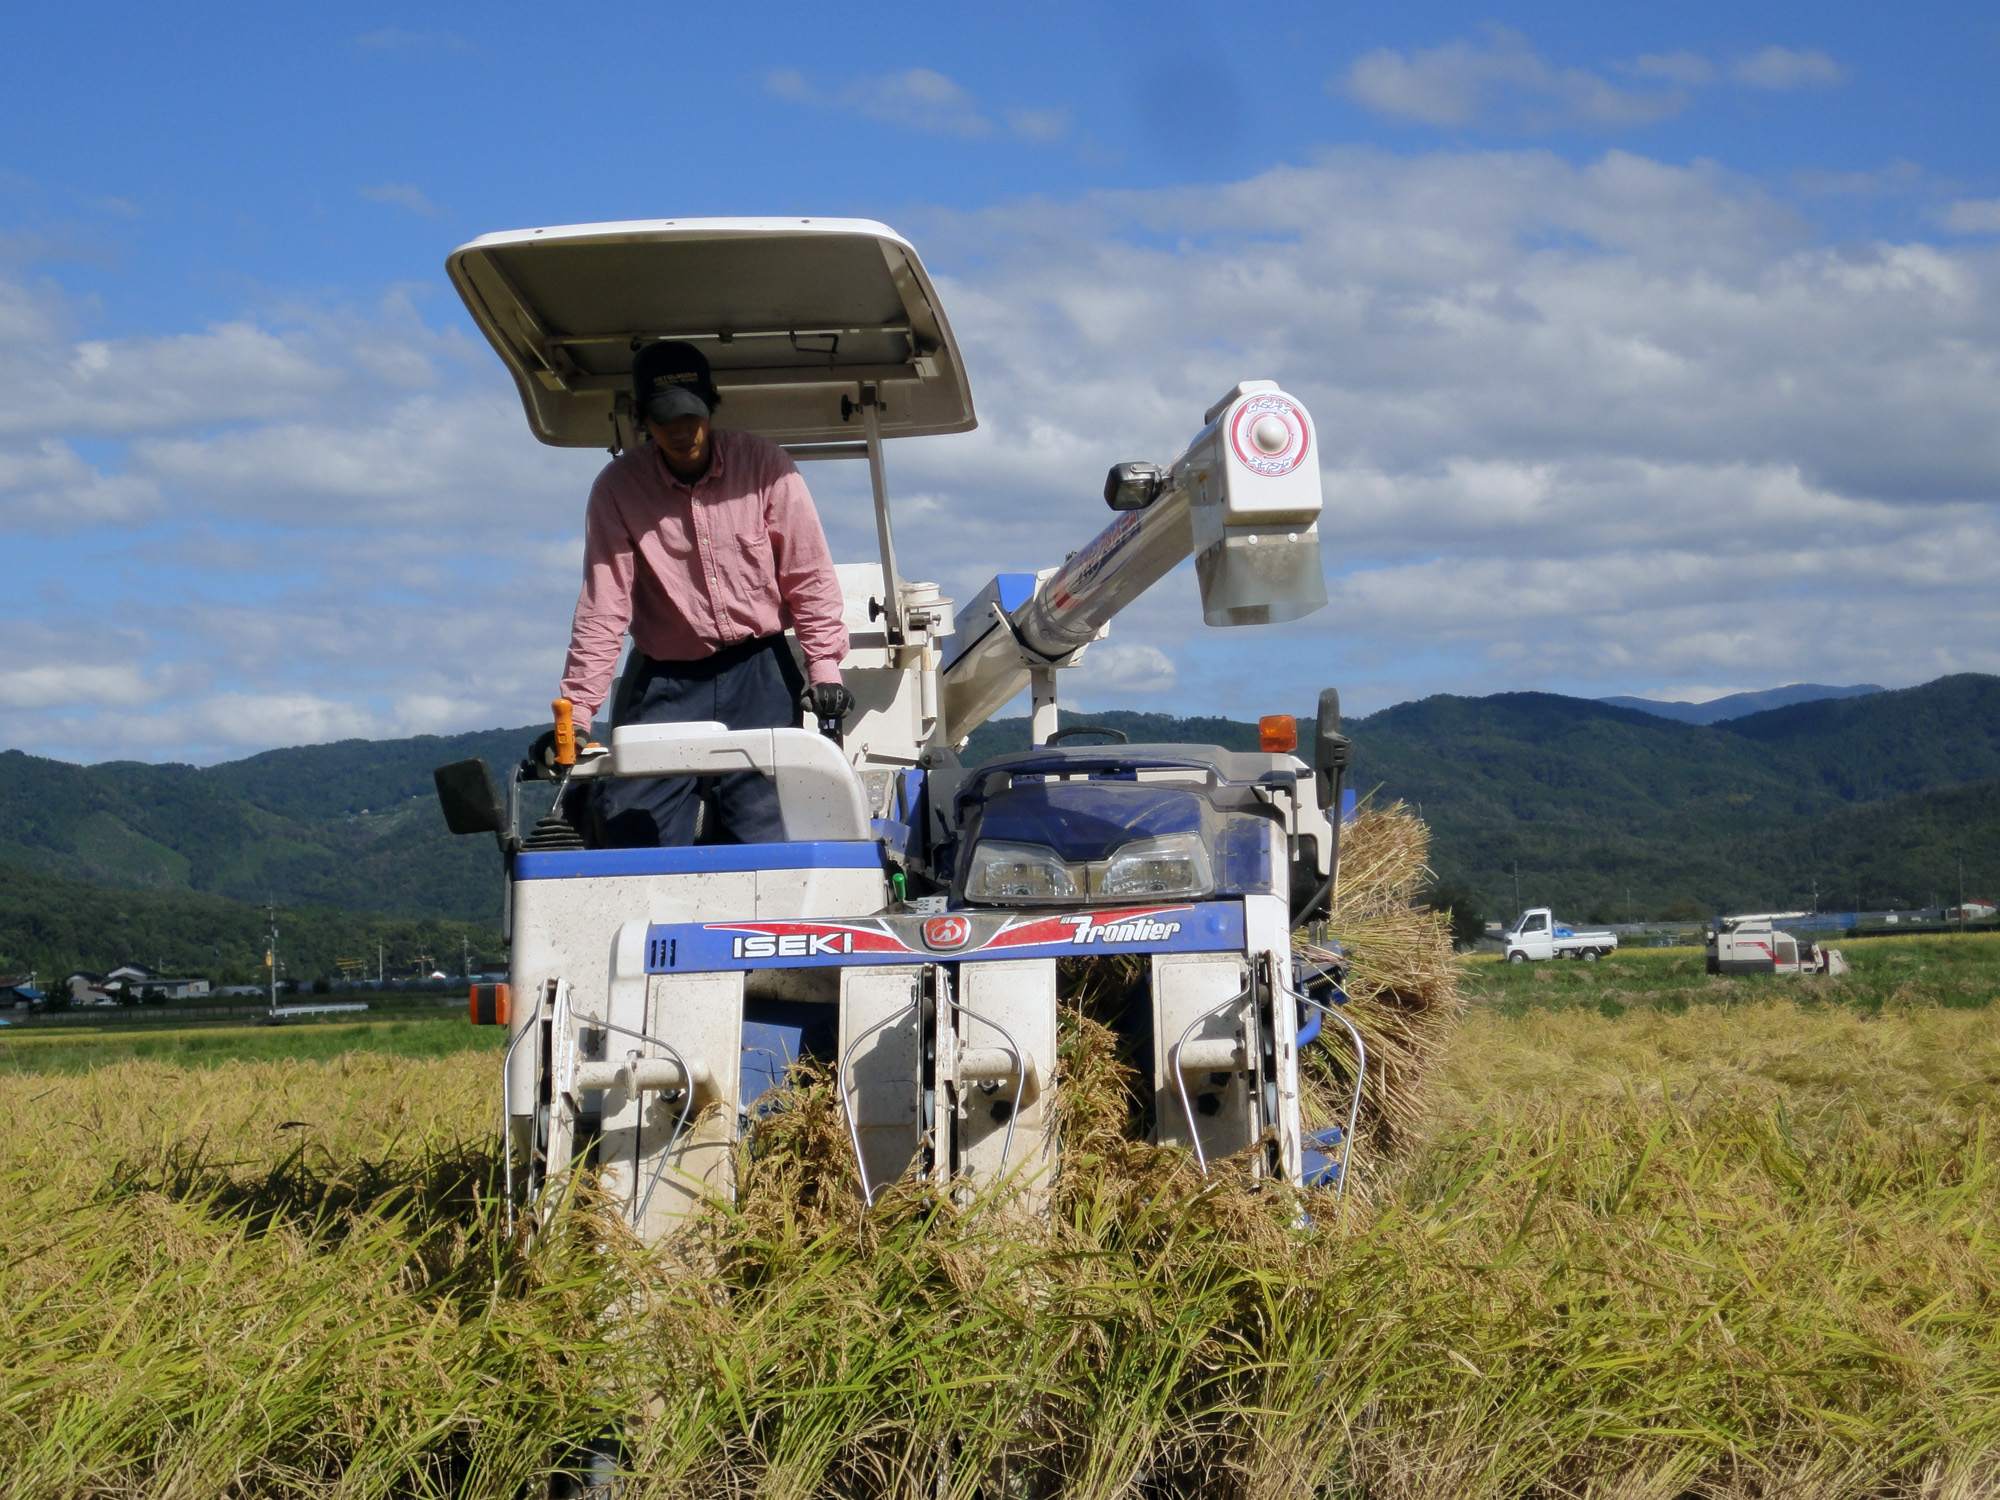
[
  {"left": 1463, "top": 928, "right": 2000, "bottom": 1018},
  {"left": 0, "top": 1009, "right": 504, "bottom": 1075}
]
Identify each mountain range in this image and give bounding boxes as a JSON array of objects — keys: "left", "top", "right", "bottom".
[
  {"left": 1596, "top": 682, "right": 1885, "bottom": 726},
  {"left": 1, "top": 674, "right": 1995, "bottom": 973}
]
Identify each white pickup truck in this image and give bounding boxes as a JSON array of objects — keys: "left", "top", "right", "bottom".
[{"left": 1504, "top": 908, "right": 1619, "bottom": 963}]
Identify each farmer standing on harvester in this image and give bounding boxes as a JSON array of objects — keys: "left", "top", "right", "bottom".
[{"left": 531, "top": 341, "right": 854, "bottom": 846}]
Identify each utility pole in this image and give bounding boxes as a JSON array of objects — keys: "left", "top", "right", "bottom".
[
  {"left": 1958, "top": 854, "right": 1966, "bottom": 933},
  {"left": 265, "top": 901, "right": 279, "bottom": 1012},
  {"left": 462, "top": 935, "right": 471, "bottom": 979},
  {"left": 1513, "top": 860, "right": 1521, "bottom": 920},
  {"left": 378, "top": 940, "right": 385, "bottom": 987}
]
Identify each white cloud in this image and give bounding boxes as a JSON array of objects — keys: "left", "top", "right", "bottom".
[
  {"left": 1630, "top": 52, "right": 1716, "bottom": 87},
  {"left": 1005, "top": 107, "right": 1071, "bottom": 144},
  {"left": 1338, "top": 27, "right": 1688, "bottom": 131},
  {"left": 0, "top": 269, "right": 601, "bottom": 761},
  {"left": 879, "top": 147, "right": 2000, "bottom": 718},
  {"left": 0, "top": 620, "right": 216, "bottom": 721},
  {"left": 1793, "top": 161, "right": 1924, "bottom": 198},
  {"left": 132, "top": 389, "right": 587, "bottom": 526},
  {"left": 359, "top": 182, "right": 449, "bottom": 220},
  {"left": 0, "top": 438, "right": 159, "bottom": 527},
  {"left": 9, "top": 140, "right": 2000, "bottom": 759},
  {"left": 1071, "top": 642, "right": 1179, "bottom": 699},
  {"left": 0, "top": 663, "right": 168, "bottom": 711},
  {"left": 1731, "top": 47, "right": 1844, "bottom": 89},
  {"left": 0, "top": 311, "right": 339, "bottom": 443},
  {"left": 1942, "top": 199, "right": 2000, "bottom": 234},
  {"left": 764, "top": 67, "right": 1070, "bottom": 145},
  {"left": 766, "top": 66, "right": 994, "bottom": 139}
]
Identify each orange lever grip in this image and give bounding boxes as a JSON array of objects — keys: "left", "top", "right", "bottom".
[{"left": 551, "top": 698, "right": 577, "bottom": 767}]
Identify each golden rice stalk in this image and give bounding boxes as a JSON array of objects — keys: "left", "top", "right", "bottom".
[
  {"left": 719, "top": 803, "right": 1461, "bottom": 1258},
  {"left": 1300, "top": 801, "right": 1466, "bottom": 1159}
]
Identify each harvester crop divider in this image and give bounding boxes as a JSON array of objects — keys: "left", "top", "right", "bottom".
[
  {"left": 839, "top": 966, "right": 927, "bottom": 1206},
  {"left": 947, "top": 958, "right": 1055, "bottom": 1203},
  {"left": 1285, "top": 954, "right": 1367, "bottom": 1212}
]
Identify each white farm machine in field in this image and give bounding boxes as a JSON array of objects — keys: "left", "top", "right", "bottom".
[
  {"left": 431, "top": 218, "right": 1362, "bottom": 1243},
  {"left": 1707, "top": 914, "right": 1847, "bottom": 977}
]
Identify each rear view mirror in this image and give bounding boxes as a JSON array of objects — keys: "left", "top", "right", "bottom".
[
  {"left": 1314, "top": 688, "right": 1350, "bottom": 812},
  {"left": 434, "top": 758, "right": 505, "bottom": 835}
]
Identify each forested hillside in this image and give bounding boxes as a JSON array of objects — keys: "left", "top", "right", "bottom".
[
  {"left": 0, "top": 863, "right": 504, "bottom": 984},
  {"left": 1720, "top": 676, "right": 2000, "bottom": 801},
  {"left": 967, "top": 677, "right": 2000, "bottom": 920},
  {"left": 0, "top": 726, "right": 537, "bottom": 924},
  {"left": 1, "top": 675, "right": 1994, "bottom": 934}
]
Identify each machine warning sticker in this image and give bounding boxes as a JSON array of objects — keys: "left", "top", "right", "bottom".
[
  {"left": 1228, "top": 394, "right": 1309, "bottom": 478},
  {"left": 645, "top": 901, "right": 1245, "bottom": 973}
]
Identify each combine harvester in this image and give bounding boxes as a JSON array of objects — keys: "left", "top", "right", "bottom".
[
  {"left": 1708, "top": 913, "right": 1847, "bottom": 976},
  {"left": 432, "top": 218, "right": 1362, "bottom": 1241}
]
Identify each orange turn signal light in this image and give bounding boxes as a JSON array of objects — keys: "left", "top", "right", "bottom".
[
  {"left": 1259, "top": 714, "right": 1298, "bottom": 753},
  {"left": 470, "top": 982, "right": 510, "bottom": 1027}
]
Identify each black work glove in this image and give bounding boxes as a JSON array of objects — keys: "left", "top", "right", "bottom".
[
  {"left": 524, "top": 728, "right": 563, "bottom": 779},
  {"left": 801, "top": 682, "right": 856, "bottom": 722}
]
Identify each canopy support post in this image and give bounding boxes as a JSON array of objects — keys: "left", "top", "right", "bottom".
[{"left": 859, "top": 387, "right": 906, "bottom": 646}]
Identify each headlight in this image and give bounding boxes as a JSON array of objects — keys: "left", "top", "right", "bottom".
[
  {"left": 1099, "top": 833, "right": 1213, "bottom": 899},
  {"left": 962, "top": 840, "right": 1080, "bottom": 904}
]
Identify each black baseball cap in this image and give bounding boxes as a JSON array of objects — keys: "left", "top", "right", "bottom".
[{"left": 631, "top": 340, "right": 718, "bottom": 421}]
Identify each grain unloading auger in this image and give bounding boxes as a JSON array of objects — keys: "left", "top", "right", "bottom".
[{"left": 430, "top": 218, "right": 1363, "bottom": 1242}]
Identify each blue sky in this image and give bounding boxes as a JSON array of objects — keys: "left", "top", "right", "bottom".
[{"left": 3, "top": 2, "right": 1998, "bottom": 761}]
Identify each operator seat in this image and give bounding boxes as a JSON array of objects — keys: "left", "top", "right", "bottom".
[{"left": 604, "top": 721, "right": 874, "bottom": 845}]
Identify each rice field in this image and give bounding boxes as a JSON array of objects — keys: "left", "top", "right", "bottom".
[
  {"left": 0, "top": 1009, "right": 502, "bottom": 1076},
  {"left": 3, "top": 816, "right": 1998, "bottom": 1497},
  {"left": 1462, "top": 929, "right": 2000, "bottom": 1019}
]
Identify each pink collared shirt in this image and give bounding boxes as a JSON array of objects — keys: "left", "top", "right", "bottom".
[{"left": 558, "top": 428, "right": 848, "bottom": 732}]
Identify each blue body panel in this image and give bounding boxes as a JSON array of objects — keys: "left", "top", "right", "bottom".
[
  {"left": 515, "top": 842, "right": 881, "bottom": 881},
  {"left": 943, "top": 573, "right": 1040, "bottom": 671},
  {"left": 741, "top": 999, "right": 840, "bottom": 1108},
  {"left": 645, "top": 900, "right": 1247, "bottom": 973},
  {"left": 1302, "top": 1127, "right": 1345, "bottom": 1186}
]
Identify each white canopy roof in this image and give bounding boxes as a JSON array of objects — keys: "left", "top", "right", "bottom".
[{"left": 446, "top": 217, "right": 976, "bottom": 448}]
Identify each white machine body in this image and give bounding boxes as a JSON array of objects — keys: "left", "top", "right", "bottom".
[{"left": 1707, "top": 914, "right": 1847, "bottom": 977}]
